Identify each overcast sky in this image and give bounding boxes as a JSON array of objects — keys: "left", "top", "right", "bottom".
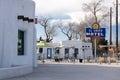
[
  {"left": 34, "top": 0, "right": 117, "bottom": 21},
  {"left": 34, "top": 0, "right": 120, "bottom": 42}
]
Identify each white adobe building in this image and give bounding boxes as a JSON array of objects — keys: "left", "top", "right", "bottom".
[
  {"left": 37, "top": 47, "right": 54, "bottom": 59},
  {"left": 56, "top": 40, "right": 93, "bottom": 59},
  {"left": 37, "top": 40, "right": 93, "bottom": 60},
  {"left": 0, "top": 0, "right": 37, "bottom": 79},
  {"left": 37, "top": 41, "right": 54, "bottom": 60}
]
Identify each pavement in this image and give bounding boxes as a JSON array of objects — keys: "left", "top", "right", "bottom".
[{"left": 4, "top": 60, "right": 120, "bottom": 80}]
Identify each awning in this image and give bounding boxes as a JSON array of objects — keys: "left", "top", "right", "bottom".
[{"left": 37, "top": 41, "right": 50, "bottom": 48}]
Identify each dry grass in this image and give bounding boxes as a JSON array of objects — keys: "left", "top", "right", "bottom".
[{"left": 98, "top": 57, "right": 117, "bottom": 63}]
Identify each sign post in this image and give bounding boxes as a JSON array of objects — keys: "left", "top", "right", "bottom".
[
  {"left": 86, "top": 23, "right": 106, "bottom": 62},
  {"left": 94, "top": 38, "right": 96, "bottom": 62}
]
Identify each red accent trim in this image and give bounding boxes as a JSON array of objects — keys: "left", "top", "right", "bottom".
[
  {"left": 34, "top": 18, "right": 38, "bottom": 24},
  {"left": 90, "top": 36, "right": 101, "bottom": 38}
]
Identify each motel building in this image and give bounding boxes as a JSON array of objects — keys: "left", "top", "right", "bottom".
[
  {"left": 0, "top": 0, "right": 37, "bottom": 79},
  {"left": 37, "top": 40, "right": 93, "bottom": 62}
]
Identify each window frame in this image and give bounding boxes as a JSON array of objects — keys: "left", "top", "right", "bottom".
[{"left": 18, "top": 30, "right": 25, "bottom": 56}]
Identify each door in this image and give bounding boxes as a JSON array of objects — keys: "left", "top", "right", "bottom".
[
  {"left": 74, "top": 48, "right": 79, "bottom": 58},
  {"left": 47, "top": 48, "right": 52, "bottom": 59}
]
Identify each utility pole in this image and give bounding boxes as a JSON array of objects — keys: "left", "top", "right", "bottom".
[
  {"left": 116, "top": 0, "right": 118, "bottom": 54},
  {"left": 110, "top": 7, "right": 112, "bottom": 46}
]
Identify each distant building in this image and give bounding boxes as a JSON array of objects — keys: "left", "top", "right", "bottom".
[
  {"left": 37, "top": 40, "right": 93, "bottom": 60},
  {"left": 59, "top": 40, "right": 93, "bottom": 59},
  {"left": 0, "top": 0, "right": 37, "bottom": 79},
  {"left": 37, "top": 41, "right": 54, "bottom": 59}
]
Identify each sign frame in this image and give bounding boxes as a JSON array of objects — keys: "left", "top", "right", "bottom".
[{"left": 86, "top": 23, "right": 106, "bottom": 38}]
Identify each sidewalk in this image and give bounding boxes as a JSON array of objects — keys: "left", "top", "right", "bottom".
[{"left": 38, "top": 60, "right": 120, "bottom": 67}]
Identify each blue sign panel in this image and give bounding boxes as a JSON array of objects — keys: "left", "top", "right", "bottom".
[{"left": 86, "top": 28, "right": 106, "bottom": 37}]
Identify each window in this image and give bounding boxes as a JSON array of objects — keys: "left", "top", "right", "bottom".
[
  {"left": 55, "top": 49, "right": 59, "bottom": 54},
  {"left": 39, "top": 48, "right": 43, "bottom": 53},
  {"left": 65, "top": 48, "right": 69, "bottom": 58},
  {"left": 18, "top": 30, "right": 24, "bottom": 55},
  {"left": 74, "top": 48, "right": 79, "bottom": 54}
]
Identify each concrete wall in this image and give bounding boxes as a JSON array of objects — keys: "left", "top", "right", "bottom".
[
  {"left": 0, "top": 66, "right": 33, "bottom": 80},
  {"left": 0, "top": 0, "right": 36, "bottom": 68}
]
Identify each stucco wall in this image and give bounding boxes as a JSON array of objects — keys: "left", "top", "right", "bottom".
[
  {"left": 82, "top": 42, "right": 93, "bottom": 59},
  {"left": 0, "top": 0, "right": 36, "bottom": 68},
  {"left": 61, "top": 40, "right": 93, "bottom": 59}
]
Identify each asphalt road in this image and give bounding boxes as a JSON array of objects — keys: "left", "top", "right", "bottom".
[{"left": 5, "top": 63, "right": 120, "bottom": 80}]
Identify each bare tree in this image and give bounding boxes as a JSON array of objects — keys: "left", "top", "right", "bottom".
[
  {"left": 84, "top": 15, "right": 96, "bottom": 27},
  {"left": 72, "top": 21, "right": 86, "bottom": 41},
  {"left": 83, "top": 0, "right": 109, "bottom": 25},
  {"left": 57, "top": 22, "right": 75, "bottom": 40},
  {"left": 39, "top": 16, "right": 57, "bottom": 42},
  {"left": 56, "top": 21, "right": 87, "bottom": 41},
  {"left": 77, "top": 21, "right": 86, "bottom": 41},
  {"left": 82, "top": 0, "right": 110, "bottom": 56}
]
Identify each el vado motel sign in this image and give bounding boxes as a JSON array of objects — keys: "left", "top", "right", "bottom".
[
  {"left": 86, "top": 23, "right": 106, "bottom": 60},
  {"left": 86, "top": 23, "right": 106, "bottom": 38}
]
